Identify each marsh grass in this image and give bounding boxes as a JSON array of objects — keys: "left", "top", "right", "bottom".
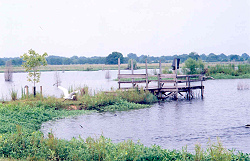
[
  {"left": 208, "top": 64, "right": 250, "bottom": 79},
  {"left": 0, "top": 128, "right": 249, "bottom": 160},
  {"left": 9, "top": 88, "right": 17, "bottom": 101},
  {"left": 117, "top": 87, "right": 158, "bottom": 104}
]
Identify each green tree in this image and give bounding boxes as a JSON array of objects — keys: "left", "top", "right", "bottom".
[
  {"left": 188, "top": 52, "right": 200, "bottom": 61},
  {"left": 0, "top": 58, "right": 5, "bottom": 66},
  {"left": 127, "top": 53, "right": 138, "bottom": 61},
  {"left": 11, "top": 57, "right": 23, "bottom": 66},
  {"left": 207, "top": 53, "right": 219, "bottom": 62},
  {"left": 229, "top": 54, "right": 240, "bottom": 61},
  {"left": 241, "top": 53, "right": 249, "bottom": 60},
  {"left": 21, "top": 49, "right": 48, "bottom": 96},
  {"left": 183, "top": 58, "right": 204, "bottom": 74},
  {"left": 106, "top": 51, "right": 124, "bottom": 64}
]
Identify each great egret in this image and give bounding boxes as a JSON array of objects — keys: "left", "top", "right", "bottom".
[{"left": 58, "top": 86, "right": 79, "bottom": 101}]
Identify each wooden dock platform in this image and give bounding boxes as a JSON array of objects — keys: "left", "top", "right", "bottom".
[{"left": 117, "top": 58, "right": 205, "bottom": 99}]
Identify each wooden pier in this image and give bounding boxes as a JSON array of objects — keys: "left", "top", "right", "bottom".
[{"left": 117, "top": 58, "right": 205, "bottom": 99}]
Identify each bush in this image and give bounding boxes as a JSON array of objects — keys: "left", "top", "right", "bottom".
[
  {"left": 117, "top": 88, "right": 158, "bottom": 104},
  {"left": 183, "top": 58, "right": 205, "bottom": 74}
]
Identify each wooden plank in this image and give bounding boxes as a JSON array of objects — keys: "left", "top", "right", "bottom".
[
  {"left": 159, "top": 60, "right": 162, "bottom": 74},
  {"left": 160, "top": 74, "right": 176, "bottom": 78},
  {"left": 118, "top": 58, "right": 120, "bottom": 89},
  {"left": 160, "top": 80, "right": 176, "bottom": 83},
  {"left": 177, "top": 79, "right": 201, "bottom": 83},
  {"left": 145, "top": 59, "right": 148, "bottom": 89},
  {"left": 118, "top": 74, "right": 146, "bottom": 79},
  {"left": 118, "top": 80, "right": 148, "bottom": 83},
  {"left": 177, "top": 74, "right": 201, "bottom": 78}
]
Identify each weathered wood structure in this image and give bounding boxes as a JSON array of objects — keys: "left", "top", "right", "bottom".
[{"left": 117, "top": 58, "right": 205, "bottom": 99}]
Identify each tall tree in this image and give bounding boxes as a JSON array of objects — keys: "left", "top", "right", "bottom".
[
  {"left": 21, "top": 49, "right": 48, "bottom": 96},
  {"left": 207, "top": 53, "right": 218, "bottom": 62},
  {"left": 188, "top": 52, "right": 200, "bottom": 61},
  {"left": 241, "top": 53, "right": 249, "bottom": 60},
  {"left": 0, "top": 58, "right": 5, "bottom": 66},
  {"left": 229, "top": 55, "right": 240, "bottom": 61},
  {"left": 127, "top": 53, "right": 139, "bottom": 61},
  {"left": 218, "top": 53, "right": 228, "bottom": 62},
  {"left": 106, "top": 51, "right": 124, "bottom": 64}
]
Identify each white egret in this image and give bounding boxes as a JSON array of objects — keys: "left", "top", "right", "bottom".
[{"left": 58, "top": 86, "right": 79, "bottom": 101}]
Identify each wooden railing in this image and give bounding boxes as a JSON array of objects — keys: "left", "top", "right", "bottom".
[{"left": 117, "top": 58, "right": 205, "bottom": 99}]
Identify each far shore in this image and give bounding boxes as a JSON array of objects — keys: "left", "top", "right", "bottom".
[{"left": 0, "top": 63, "right": 172, "bottom": 73}]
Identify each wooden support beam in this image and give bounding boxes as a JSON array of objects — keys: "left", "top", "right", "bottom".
[
  {"left": 174, "top": 58, "right": 178, "bottom": 99},
  {"left": 145, "top": 59, "right": 148, "bottom": 89},
  {"left": 118, "top": 58, "right": 120, "bottom": 89},
  {"left": 40, "top": 86, "right": 42, "bottom": 96},
  {"left": 118, "top": 74, "right": 146, "bottom": 79},
  {"left": 25, "top": 86, "right": 29, "bottom": 99},
  {"left": 160, "top": 74, "right": 177, "bottom": 78},
  {"left": 159, "top": 60, "right": 162, "bottom": 74},
  {"left": 131, "top": 59, "right": 134, "bottom": 88},
  {"left": 200, "top": 75, "right": 204, "bottom": 99}
]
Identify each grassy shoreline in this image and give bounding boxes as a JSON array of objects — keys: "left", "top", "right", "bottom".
[{"left": 0, "top": 89, "right": 250, "bottom": 160}]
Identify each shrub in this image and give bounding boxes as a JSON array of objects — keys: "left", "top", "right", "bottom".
[
  {"left": 117, "top": 88, "right": 158, "bottom": 104},
  {"left": 183, "top": 58, "right": 205, "bottom": 74}
]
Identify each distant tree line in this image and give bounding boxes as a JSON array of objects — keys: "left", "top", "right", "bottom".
[{"left": 0, "top": 52, "right": 249, "bottom": 66}]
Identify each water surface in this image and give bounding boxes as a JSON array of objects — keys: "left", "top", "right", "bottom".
[{"left": 41, "top": 79, "right": 250, "bottom": 153}]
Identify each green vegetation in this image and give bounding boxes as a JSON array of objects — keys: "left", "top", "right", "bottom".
[
  {"left": 181, "top": 58, "right": 250, "bottom": 79},
  {"left": 207, "top": 64, "right": 250, "bottom": 79},
  {"left": 0, "top": 51, "right": 249, "bottom": 67},
  {"left": 106, "top": 51, "right": 124, "bottom": 64},
  {"left": 182, "top": 58, "right": 205, "bottom": 75},
  {"left": 20, "top": 49, "right": 48, "bottom": 96},
  {"left": 0, "top": 87, "right": 249, "bottom": 160}
]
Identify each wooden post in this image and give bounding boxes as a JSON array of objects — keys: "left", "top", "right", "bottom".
[
  {"left": 187, "top": 76, "right": 191, "bottom": 100},
  {"left": 200, "top": 76, "right": 204, "bottom": 99},
  {"left": 157, "top": 73, "right": 162, "bottom": 98},
  {"left": 25, "top": 86, "right": 29, "bottom": 99},
  {"left": 118, "top": 58, "right": 121, "bottom": 89},
  {"left": 159, "top": 60, "right": 162, "bottom": 74},
  {"left": 145, "top": 59, "right": 148, "bottom": 89},
  {"left": 33, "top": 86, "right": 36, "bottom": 97},
  {"left": 174, "top": 59, "right": 178, "bottom": 99},
  {"left": 40, "top": 86, "right": 42, "bottom": 96},
  {"left": 131, "top": 59, "right": 134, "bottom": 88}
]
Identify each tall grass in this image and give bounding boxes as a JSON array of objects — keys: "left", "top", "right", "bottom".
[
  {"left": 207, "top": 64, "right": 250, "bottom": 79},
  {"left": 117, "top": 87, "right": 158, "bottom": 104},
  {"left": 0, "top": 128, "right": 249, "bottom": 160},
  {"left": 9, "top": 88, "right": 17, "bottom": 101}
]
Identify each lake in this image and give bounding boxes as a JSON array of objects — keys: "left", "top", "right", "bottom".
[
  {"left": 0, "top": 69, "right": 152, "bottom": 99},
  {"left": 1, "top": 71, "right": 250, "bottom": 153}
]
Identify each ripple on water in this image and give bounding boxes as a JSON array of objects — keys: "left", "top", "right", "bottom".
[{"left": 41, "top": 79, "right": 250, "bottom": 153}]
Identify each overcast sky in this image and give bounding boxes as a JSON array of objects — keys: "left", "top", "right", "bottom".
[{"left": 0, "top": 0, "right": 249, "bottom": 58}]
